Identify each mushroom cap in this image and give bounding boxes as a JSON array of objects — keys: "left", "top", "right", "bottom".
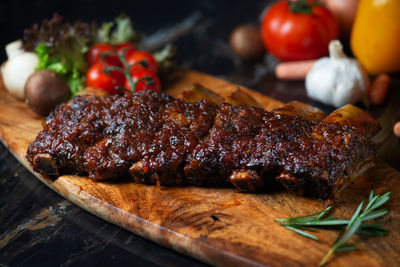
[{"left": 25, "top": 69, "right": 70, "bottom": 116}]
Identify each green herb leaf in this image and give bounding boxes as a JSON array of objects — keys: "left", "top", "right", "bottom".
[
  {"left": 368, "top": 192, "right": 391, "bottom": 211},
  {"left": 98, "top": 21, "right": 114, "bottom": 44},
  {"left": 66, "top": 68, "right": 85, "bottom": 95},
  {"left": 362, "top": 209, "right": 389, "bottom": 221},
  {"left": 35, "top": 42, "right": 85, "bottom": 96},
  {"left": 97, "top": 15, "right": 140, "bottom": 45},
  {"left": 335, "top": 243, "right": 357, "bottom": 252},
  {"left": 275, "top": 190, "right": 390, "bottom": 266},
  {"left": 153, "top": 44, "right": 177, "bottom": 82},
  {"left": 35, "top": 43, "right": 50, "bottom": 69},
  {"left": 285, "top": 225, "right": 319, "bottom": 241},
  {"left": 26, "top": 14, "right": 93, "bottom": 96},
  {"left": 320, "top": 191, "right": 390, "bottom": 266},
  {"left": 357, "top": 223, "right": 387, "bottom": 236},
  {"left": 25, "top": 13, "right": 141, "bottom": 97},
  {"left": 111, "top": 15, "right": 136, "bottom": 45},
  {"left": 47, "top": 62, "right": 68, "bottom": 75}
]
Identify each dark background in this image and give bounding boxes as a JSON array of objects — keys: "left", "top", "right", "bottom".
[
  {"left": 0, "top": 0, "right": 399, "bottom": 266},
  {"left": 0, "top": 0, "right": 267, "bottom": 74}
]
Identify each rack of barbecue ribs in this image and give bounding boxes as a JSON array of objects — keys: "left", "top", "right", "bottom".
[{"left": 26, "top": 84, "right": 380, "bottom": 201}]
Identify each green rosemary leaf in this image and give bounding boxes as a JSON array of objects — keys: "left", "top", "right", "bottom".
[
  {"left": 335, "top": 243, "right": 357, "bottom": 252},
  {"left": 361, "top": 209, "right": 389, "bottom": 221},
  {"left": 368, "top": 192, "right": 391, "bottom": 212},
  {"left": 320, "top": 191, "right": 391, "bottom": 265},
  {"left": 369, "top": 190, "right": 375, "bottom": 202},
  {"left": 275, "top": 190, "right": 391, "bottom": 266},
  {"left": 276, "top": 208, "right": 329, "bottom": 223},
  {"left": 295, "top": 220, "right": 349, "bottom": 226},
  {"left": 346, "top": 201, "right": 364, "bottom": 230},
  {"left": 294, "top": 225, "right": 320, "bottom": 232},
  {"left": 316, "top": 206, "right": 333, "bottom": 220},
  {"left": 340, "top": 219, "right": 362, "bottom": 245},
  {"left": 285, "top": 225, "right": 319, "bottom": 241},
  {"left": 357, "top": 226, "right": 387, "bottom": 236}
]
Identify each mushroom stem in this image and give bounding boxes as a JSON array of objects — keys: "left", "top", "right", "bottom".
[{"left": 5, "top": 40, "right": 24, "bottom": 59}]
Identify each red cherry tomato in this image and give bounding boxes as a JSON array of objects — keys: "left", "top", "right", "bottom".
[
  {"left": 114, "top": 42, "right": 136, "bottom": 57},
  {"left": 86, "top": 43, "right": 122, "bottom": 67},
  {"left": 261, "top": 0, "right": 339, "bottom": 61},
  {"left": 125, "top": 50, "right": 159, "bottom": 73},
  {"left": 124, "top": 65, "right": 161, "bottom": 93},
  {"left": 100, "top": 54, "right": 123, "bottom": 68},
  {"left": 86, "top": 43, "right": 113, "bottom": 65},
  {"left": 86, "top": 63, "right": 126, "bottom": 94}
]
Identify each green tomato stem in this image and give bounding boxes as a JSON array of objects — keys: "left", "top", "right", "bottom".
[
  {"left": 288, "top": 0, "right": 323, "bottom": 15},
  {"left": 100, "top": 51, "right": 137, "bottom": 93}
]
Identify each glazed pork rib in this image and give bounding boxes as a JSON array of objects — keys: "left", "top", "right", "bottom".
[{"left": 26, "top": 90, "right": 379, "bottom": 201}]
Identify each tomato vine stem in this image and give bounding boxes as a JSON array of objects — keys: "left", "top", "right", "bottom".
[
  {"left": 288, "top": 0, "right": 322, "bottom": 15},
  {"left": 99, "top": 51, "right": 155, "bottom": 93}
]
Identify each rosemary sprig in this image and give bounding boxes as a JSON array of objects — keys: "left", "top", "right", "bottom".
[
  {"left": 320, "top": 191, "right": 390, "bottom": 265},
  {"left": 275, "top": 190, "right": 391, "bottom": 265}
]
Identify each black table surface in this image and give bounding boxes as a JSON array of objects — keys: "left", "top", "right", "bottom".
[{"left": 1, "top": 1, "right": 399, "bottom": 266}]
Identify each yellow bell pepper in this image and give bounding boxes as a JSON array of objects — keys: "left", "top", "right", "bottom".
[{"left": 351, "top": 0, "right": 400, "bottom": 74}]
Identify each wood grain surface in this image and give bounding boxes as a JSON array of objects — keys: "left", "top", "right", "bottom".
[{"left": 0, "top": 70, "right": 399, "bottom": 266}]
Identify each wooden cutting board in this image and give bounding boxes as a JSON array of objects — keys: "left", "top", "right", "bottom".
[{"left": 1, "top": 70, "right": 399, "bottom": 266}]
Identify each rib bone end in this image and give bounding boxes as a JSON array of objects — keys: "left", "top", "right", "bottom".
[
  {"left": 32, "top": 153, "right": 59, "bottom": 179},
  {"left": 229, "top": 170, "right": 263, "bottom": 193}
]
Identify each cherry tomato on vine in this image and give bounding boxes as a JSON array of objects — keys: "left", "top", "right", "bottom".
[
  {"left": 114, "top": 42, "right": 136, "bottom": 57},
  {"left": 86, "top": 43, "right": 112, "bottom": 65},
  {"left": 261, "top": 0, "right": 339, "bottom": 61},
  {"left": 86, "top": 43, "right": 122, "bottom": 67},
  {"left": 124, "top": 65, "right": 161, "bottom": 93},
  {"left": 101, "top": 55, "right": 123, "bottom": 67},
  {"left": 86, "top": 63, "right": 126, "bottom": 94},
  {"left": 125, "top": 50, "right": 159, "bottom": 74}
]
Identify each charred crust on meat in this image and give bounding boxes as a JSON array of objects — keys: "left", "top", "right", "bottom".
[{"left": 26, "top": 90, "right": 379, "bottom": 201}]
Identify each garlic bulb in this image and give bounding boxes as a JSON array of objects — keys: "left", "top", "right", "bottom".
[{"left": 305, "top": 40, "right": 369, "bottom": 108}]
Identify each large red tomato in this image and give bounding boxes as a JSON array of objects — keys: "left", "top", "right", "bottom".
[{"left": 261, "top": 0, "right": 339, "bottom": 61}]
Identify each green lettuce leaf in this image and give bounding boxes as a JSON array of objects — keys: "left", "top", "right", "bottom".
[
  {"left": 35, "top": 43, "right": 84, "bottom": 96},
  {"left": 97, "top": 15, "right": 140, "bottom": 45}
]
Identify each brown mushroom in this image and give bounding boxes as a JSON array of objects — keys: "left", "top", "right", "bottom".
[
  {"left": 24, "top": 70, "right": 70, "bottom": 116},
  {"left": 230, "top": 24, "right": 265, "bottom": 61}
]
